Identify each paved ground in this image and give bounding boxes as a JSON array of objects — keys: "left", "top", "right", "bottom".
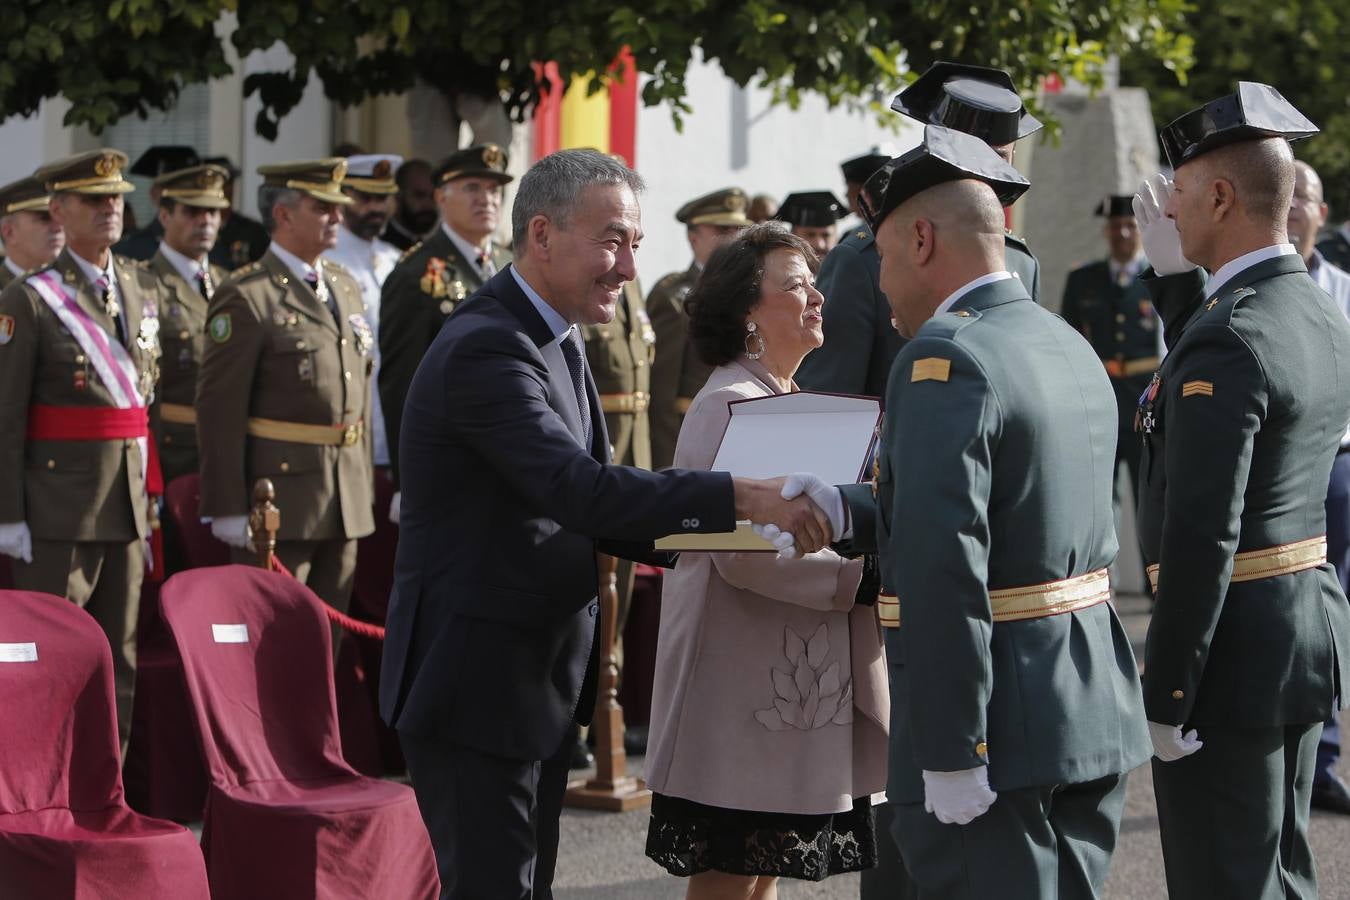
[{"left": 553, "top": 593, "right": 1350, "bottom": 898}]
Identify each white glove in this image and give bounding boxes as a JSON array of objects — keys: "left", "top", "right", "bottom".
[
  {"left": 0, "top": 521, "right": 33, "bottom": 563},
  {"left": 752, "top": 522, "right": 799, "bottom": 559},
  {"left": 210, "top": 515, "right": 252, "bottom": 550},
  {"left": 922, "top": 766, "right": 998, "bottom": 825},
  {"left": 780, "top": 472, "right": 846, "bottom": 541},
  {"left": 1133, "top": 173, "right": 1197, "bottom": 276},
  {"left": 1148, "top": 721, "right": 1203, "bottom": 762},
  {"left": 389, "top": 491, "right": 401, "bottom": 525}
]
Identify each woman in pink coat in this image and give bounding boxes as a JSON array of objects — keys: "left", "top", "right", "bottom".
[{"left": 643, "top": 224, "right": 889, "bottom": 899}]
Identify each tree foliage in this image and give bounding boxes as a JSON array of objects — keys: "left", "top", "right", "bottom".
[
  {"left": 1120, "top": 0, "right": 1350, "bottom": 215},
  {"left": 1, "top": 0, "right": 1192, "bottom": 142}
]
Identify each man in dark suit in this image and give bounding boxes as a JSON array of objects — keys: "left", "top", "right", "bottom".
[
  {"left": 1133, "top": 83, "right": 1350, "bottom": 899},
  {"left": 379, "top": 148, "right": 830, "bottom": 900}
]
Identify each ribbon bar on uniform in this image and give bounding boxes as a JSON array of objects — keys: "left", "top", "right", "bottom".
[
  {"left": 1146, "top": 535, "right": 1327, "bottom": 594},
  {"left": 879, "top": 568, "right": 1112, "bottom": 629}
]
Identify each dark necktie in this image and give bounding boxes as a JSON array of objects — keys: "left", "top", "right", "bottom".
[
  {"left": 95, "top": 275, "right": 126, "bottom": 344},
  {"left": 305, "top": 270, "right": 340, "bottom": 325},
  {"left": 559, "top": 328, "right": 592, "bottom": 452}
]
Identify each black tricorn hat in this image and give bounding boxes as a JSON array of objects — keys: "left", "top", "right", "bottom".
[
  {"left": 858, "top": 125, "right": 1030, "bottom": 233},
  {"left": 775, "top": 191, "right": 847, "bottom": 228},
  {"left": 1095, "top": 195, "right": 1134, "bottom": 218},
  {"left": 891, "top": 61, "right": 1043, "bottom": 145},
  {"left": 840, "top": 148, "right": 894, "bottom": 185},
  {"left": 1160, "top": 82, "right": 1318, "bottom": 170},
  {"left": 130, "top": 145, "right": 200, "bottom": 178}
]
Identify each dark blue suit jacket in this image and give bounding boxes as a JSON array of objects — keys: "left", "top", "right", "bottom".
[{"left": 379, "top": 267, "right": 736, "bottom": 761}]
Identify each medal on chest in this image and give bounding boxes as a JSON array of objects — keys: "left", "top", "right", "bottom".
[
  {"left": 1135, "top": 371, "right": 1161, "bottom": 434},
  {"left": 347, "top": 313, "right": 374, "bottom": 357}
]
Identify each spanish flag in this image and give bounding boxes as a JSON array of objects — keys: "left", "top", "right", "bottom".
[{"left": 533, "top": 48, "right": 639, "bottom": 167}]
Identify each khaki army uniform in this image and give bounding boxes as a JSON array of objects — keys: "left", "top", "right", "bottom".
[
  {"left": 647, "top": 266, "right": 709, "bottom": 470},
  {"left": 1, "top": 222, "right": 164, "bottom": 760},
  {"left": 196, "top": 249, "right": 376, "bottom": 611},
  {"left": 0, "top": 175, "right": 57, "bottom": 292},
  {"left": 0, "top": 264, "right": 16, "bottom": 291},
  {"left": 378, "top": 228, "right": 512, "bottom": 484}
]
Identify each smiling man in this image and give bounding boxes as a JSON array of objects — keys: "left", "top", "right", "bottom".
[{"left": 380, "top": 148, "right": 833, "bottom": 899}]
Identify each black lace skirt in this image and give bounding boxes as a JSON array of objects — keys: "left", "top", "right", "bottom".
[{"left": 645, "top": 792, "right": 877, "bottom": 881}]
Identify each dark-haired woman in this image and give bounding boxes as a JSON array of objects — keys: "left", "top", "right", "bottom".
[{"left": 644, "top": 224, "right": 889, "bottom": 899}]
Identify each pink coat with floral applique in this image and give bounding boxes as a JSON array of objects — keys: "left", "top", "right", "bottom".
[{"left": 642, "top": 357, "right": 889, "bottom": 815}]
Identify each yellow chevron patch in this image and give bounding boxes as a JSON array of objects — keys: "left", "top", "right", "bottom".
[
  {"left": 1181, "top": 380, "right": 1214, "bottom": 398},
  {"left": 911, "top": 357, "right": 951, "bottom": 383}
]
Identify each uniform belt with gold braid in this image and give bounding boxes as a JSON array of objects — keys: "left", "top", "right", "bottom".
[
  {"left": 245, "top": 417, "right": 365, "bottom": 447},
  {"left": 27, "top": 403, "right": 165, "bottom": 575},
  {"left": 1103, "top": 357, "right": 1160, "bottom": 378},
  {"left": 600, "top": 391, "right": 649, "bottom": 414},
  {"left": 1146, "top": 536, "right": 1327, "bottom": 594},
  {"left": 878, "top": 568, "right": 1112, "bottom": 629}
]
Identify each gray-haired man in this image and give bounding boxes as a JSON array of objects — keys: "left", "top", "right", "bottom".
[{"left": 380, "top": 148, "right": 832, "bottom": 899}]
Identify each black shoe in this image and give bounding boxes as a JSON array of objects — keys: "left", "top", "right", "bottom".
[
  {"left": 569, "top": 738, "right": 594, "bottom": 770},
  {"left": 1312, "top": 774, "right": 1350, "bottom": 815},
  {"left": 623, "top": 725, "right": 649, "bottom": 756}
]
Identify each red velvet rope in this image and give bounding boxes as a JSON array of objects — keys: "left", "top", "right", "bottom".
[{"left": 267, "top": 554, "right": 386, "bottom": 641}]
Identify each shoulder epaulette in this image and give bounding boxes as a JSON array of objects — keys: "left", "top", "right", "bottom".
[
  {"left": 223, "top": 260, "right": 267, "bottom": 285},
  {"left": 399, "top": 241, "right": 425, "bottom": 264}
]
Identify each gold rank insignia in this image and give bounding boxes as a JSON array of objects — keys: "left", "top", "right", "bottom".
[
  {"left": 911, "top": 357, "right": 951, "bottom": 383},
  {"left": 420, "top": 257, "right": 448, "bottom": 297},
  {"left": 1181, "top": 380, "right": 1213, "bottom": 397}
]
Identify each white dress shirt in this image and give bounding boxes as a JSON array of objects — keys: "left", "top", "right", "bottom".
[
  {"left": 1205, "top": 243, "right": 1296, "bottom": 298},
  {"left": 4, "top": 257, "right": 25, "bottom": 280},
  {"left": 158, "top": 241, "right": 209, "bottom": 289},
  {"left": 442, "top": 223, "right": 498, "bottom": 280},
  {"left": 935, "top": 271, "right": 1014, "bottom": 317}
]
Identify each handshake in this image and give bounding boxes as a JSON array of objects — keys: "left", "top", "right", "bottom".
[{"left": 733, "top": 473, "right": 845, "bottom": 558}]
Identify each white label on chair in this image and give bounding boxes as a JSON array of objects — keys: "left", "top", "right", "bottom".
[
  {"left": 212, "top": 623, "right": 250, "bottom": 644},
  {"left": 0, "top": 642, "right": 37, "bottom": 662}
]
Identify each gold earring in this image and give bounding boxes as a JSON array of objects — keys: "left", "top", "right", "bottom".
[{"left": 744, "top": 322, "right": 765, "bottom": 360}]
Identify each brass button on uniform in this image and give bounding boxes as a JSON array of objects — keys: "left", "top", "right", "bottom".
[
  {"left": 46, "top": 459, "right": 56, "bottom": 470},
  {"left": 343, "top": 371, "right": 351, "bottom": 381},
  {"left": 1115, "top": 313, "right": 1126, "bottom": 323},
  {"left": 1172, "top": 689, "right": 1184, "bottom": 700},
  {"left": 975, "top": 741, "right": 988, "bottom": 757},
  {"left": 340, "top": 338, "right": 348, "bottom": 346},
  {"left": 295, "top": 340, "right": 307, "bottom": 350},
  {"left": 956, "top": 310, "right": 972, "bottom": 317},
  {"left": 164, "top": 434, "right": 174, "bottom": 445},
  {"left": 1115, "top": 332, "right": 1125, "bottom": 341},
  {"left": 279, "top": 462, "right": 290, "bottom": 473}
]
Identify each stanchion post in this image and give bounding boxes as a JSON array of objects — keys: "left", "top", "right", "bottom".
[
  {"left": 249, "top": 478, "right": 280, "bottom": 570},
  {"left": 563, "top": 552, "right": 651, "bottom": 811}
]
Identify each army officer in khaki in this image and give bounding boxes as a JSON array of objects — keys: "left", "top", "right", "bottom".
[
  {"left": 196, "top": 159, "right": 375, "bottom": 618},
  {"left": 147, "top": 164, "right": 230, "bottom": 488},
  {"left": 0, "top": 175, "right": 64, "bottom": 289},
  {"left": 0, "top": 150, "right": 164, "bottom": 754},
  {"left": 647, "top": 187, "right": 748, "bottom": 469},
  {"left": 378, "top": 144, "right": 513, "bottom": 507}
]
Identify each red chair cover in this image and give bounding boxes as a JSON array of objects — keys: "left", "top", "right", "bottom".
[
  {"left": 159, "top": 566, "right": 438, "bottom": 900},
  {"left": 122, "top": 474, "right": 213, "bottom": 821},
  {"left": 0, "top": 590, "right": 209, "bottom": 899}
]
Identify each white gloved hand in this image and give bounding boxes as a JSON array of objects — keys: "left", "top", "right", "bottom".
[
  {"left": 1133, "top": 173, "right": 1197, "bottom": 276},
  {"left": 752, "top": 522, "right": 799, "bottom": 559},
  {"left": 1148, "top": 721, "right": 1203, "bottom": 762},
  {"left": 210, "top": 515, "right": 252, "bottom": 550},
  {"left": 922, "top": 766, "right": 998, "bottom": 825},
  {"left": 780, "top": 473, "right": 846, "bottom": 541},
  {"left": 389, "top": 491, "right": 401, "bottom": 525},
  {"left": 0, "top": 521, "right": 33, "bottom": 563}
]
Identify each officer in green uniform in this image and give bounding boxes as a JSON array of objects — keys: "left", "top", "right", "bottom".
[
  {"left": 0, "top": 150, "right": 164, "bottom": 756},
  {"left": 1318, "top": 221, "right": 1350, "bottom": 271},
  {"left": 841, "top": 147, "right": 894, "bottom": 224},
  {"left": 145, "top": 164, "right": 230, "bottom": 490},
  {"left": 203, "top": 156, "right": 271, "bottom": 272},
  {"left": 1130, "top": 83, "right": 1350, "bottom": 900},
  {"left": 196, "top": 158, "right": 375, "bottom": 629},
  {"left": 774, "top": 190, "right": 848, "bottom": 260},
  {"left": 378, "top": 144, "right": 513, "bottom": 507},
  {"left": 0, "top": 175, "right": 63, "bottom": 289},
  {"left": 787, "top": 126, "right": 1151, "bottom": 899},
  {"left": 1061, "top": 194, "right": 1157, "bottom": 585},
  {"left": 111, "top": 145, "right": 201, "bottom": 261},
  {"left": 797, "top": 62, "right": 1042, "bottom": 402},
  {"left": 647, "top": 187, "right": 749, "bottom": 469}
]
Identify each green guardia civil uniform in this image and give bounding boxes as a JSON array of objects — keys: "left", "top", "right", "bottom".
[
  {"left": 1136, "top": 81, "right": 1350, "bottom": 900},
  {"left": 376, "top": 144, "right": 513, "bottom": 486},
  {"left": 796, "top": 227, "right": 1040, "bottom": 397},
  {"left": 1136, "top": 253, "right": 1350, "bottom": 900}
]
